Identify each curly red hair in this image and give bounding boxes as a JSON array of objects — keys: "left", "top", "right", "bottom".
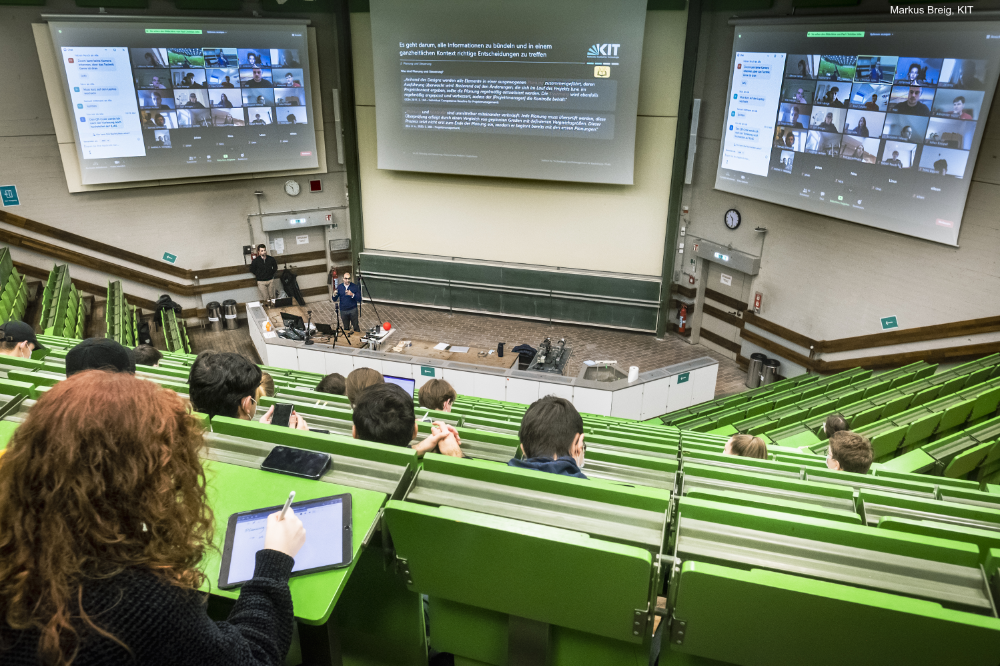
[{"left": 0, "top": 370, "right": 213, "bottom": 665}]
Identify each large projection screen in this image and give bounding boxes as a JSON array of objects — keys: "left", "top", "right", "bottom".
[
  {"left": 47, "top": 17, "right": 318, "bottom": 185},
  {"left": 715, "top": 20, "right": 1000, "bottom": 246},
  {"left": 369, "top": 0, "right": 647, "bottom": 185}
]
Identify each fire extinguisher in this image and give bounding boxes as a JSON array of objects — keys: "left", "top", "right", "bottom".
[{"left": 678, "top": 304, "right": 688, "bottom": 334}]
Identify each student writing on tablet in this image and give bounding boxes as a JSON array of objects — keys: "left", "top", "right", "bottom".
[
  {"left": 188, "top": 351, "right": 309, "bottom": 429},
  {"left": 0, "top": 371, "right": 306, "bottom": 666}
]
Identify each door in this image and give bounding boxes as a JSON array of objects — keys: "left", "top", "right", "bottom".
[{"left": 698, "top": 262, "right": 749, "bottom": 360}]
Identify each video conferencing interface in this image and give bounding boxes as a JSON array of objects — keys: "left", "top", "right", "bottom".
[
  {"left": 48, "top": 20, "right": 317, "bottom": 185},
  {"left": 369, "top": 0, "right": 648, "bottom": 185},
  {"left": 717, "top": 22, "right": 1000, "bottom": 246}
]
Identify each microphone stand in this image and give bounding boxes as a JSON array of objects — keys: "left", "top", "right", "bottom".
[{"left": 304, "top": 310, "right": 314, "bottom": 345}]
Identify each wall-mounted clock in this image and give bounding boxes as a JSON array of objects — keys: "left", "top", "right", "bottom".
[
  {"left": 725, "top": 208, "right": 741, "bottom": 230},
  {"left": 284, "top": 179, "right": 301, "bottom": 196}
]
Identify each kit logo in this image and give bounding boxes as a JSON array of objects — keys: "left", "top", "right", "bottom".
[{"left": 587, "top": 44, "right": 621, "bottom": 58}]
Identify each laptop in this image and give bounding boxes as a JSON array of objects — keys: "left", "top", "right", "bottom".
[
  {"left": 314, "top": 323, "right": 336, "bottom": 336},
  {"left": 280, "top": 312, "right": 305, "bottom": 330}
]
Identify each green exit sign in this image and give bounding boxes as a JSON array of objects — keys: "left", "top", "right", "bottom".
[
  {"left": 880, "top": 316, "right": 899, "bottom": 331},
  {"left": 421, "top": 366, "right": 435, "bottom": 377},
  {"left": 163, "top": 252, "right": 177, "bottom": 264},
  {"left": 678, "top": 372, "right": 690, "bottom": 384}
]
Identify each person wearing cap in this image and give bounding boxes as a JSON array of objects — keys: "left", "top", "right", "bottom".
[
  {"left": 65, "top": 338, "right": 136, "bottom": 377},
  {"left": 0, "top": 321, "right": 43, "bottom": 359}
]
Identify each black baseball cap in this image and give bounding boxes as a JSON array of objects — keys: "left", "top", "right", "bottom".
[
  {"left": 0, "top": 321, "right": 43, "bottom": 351},
  {"left": 66, "top": 338, "right": 136, "bottom": 377}
]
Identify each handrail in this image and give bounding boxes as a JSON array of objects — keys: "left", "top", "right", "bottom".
[
  {"left": 0, "top": 211, "right": 326, "bottom": 283},
  {"left": 0, "top": 228, "right": 326, "bottom": 296}
]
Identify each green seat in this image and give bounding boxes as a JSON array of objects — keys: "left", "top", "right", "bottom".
[
  {"left": 938, "top": 375, "right": 970, "bottom": 397},
  {"left": 852, "top": 406, "right": 883, "bottom": 429},
  {"left": 966, "top": 366, "right": 996, "bottom": 389},
  {"left": 889, "top": 372, "right": 917, "bottom": 389},
  {"left": 899, "top": 412, "right": 943, "bottom": 450},
  {"left": 869, "top": 424, "right": 909, "bottom": 459},
  {"left": 908, "top": 385, "right": 943, "bottom": 408},
  {"left": 937, "top": 399, "right": 976, "bottom": 433},
  {"left": 806, "top": 399, "right": 837, "bottom": 418},
  {"left": 877, "top": 449, "right": 936, "bottom": 474},
  {"left": 878, "top": 393, "right": 914, "bottom": 420},
  {"left": 970, "top": 387, "right": 1000, "bottom": 422},
  {"left": 944, "top": 441, "right": 994, "bottom": 479},
  {"left": 862, "top": 379, "right": 892, "bottom": 398}
]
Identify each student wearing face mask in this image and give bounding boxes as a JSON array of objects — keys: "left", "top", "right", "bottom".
[
  {"left": 0, "top": 321, "right": 42, "bottom": 359},
  {"left": 508, "top": 396, "right": 587, "bottom": 479}
]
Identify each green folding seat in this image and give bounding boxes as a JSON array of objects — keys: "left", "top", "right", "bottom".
[
  {"left": 899, "top": 412, "right": 943, "bottom": 450},
  {"left": 936, "top": 399, "right": 976, "bottom": 434},
  {"left": 832, "top": 387, "right": 865, "bottom": 408},
  {"left": 743, "top": 400, "right": 775, "bottom": 419},
  {"left": 889, "top": 372, "right": 917, "bottom": 389},
  {"left": 943, "top": 441, "right": 993, "bottom": 479},
  {"left": 913, "top": 365, "right": 938, "bottom": 381},
  {"left": 938, "top": 375, "right": 970, "bottom": 397},
  {"left": 806, "top": 399, "right": 837, "bottom": 418},
  {"left": 865, "top": 423, "right": 908, "bottom": 459},
  {"left": 908, "top": 385, "right": 943, "bottom": 408},
  {"left": 851, "top": 406, "right": 884, "bottom": 429},
  {"left": 876, "top": 393, "right": 912, "bottom": 420},
  {"left": 970, "top": 387, "right": 1000, "bottom": 422}
]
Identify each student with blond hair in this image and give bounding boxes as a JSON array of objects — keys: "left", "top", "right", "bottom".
[{"left": 723, "top": 434, "right": 768, "bottom": 460}]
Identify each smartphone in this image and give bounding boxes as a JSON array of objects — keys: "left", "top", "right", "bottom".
[
  {"left": 260, "top": 445, "right": 331, "bottom": 479},
  {"left": 271, "top": 403, "right": 294, "bottom": 428}
]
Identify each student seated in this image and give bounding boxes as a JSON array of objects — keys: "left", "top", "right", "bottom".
[
  {"left": 315, "top": 372, "right": 346, "bottom": 395},
  {"left": 66, "top": 338, "right": 135, "bottom": 376},
  {"left": 823, "top": 413, "right": 850, "bottom": 438},
  {"left": 345, "top": 367, "right": 383, "bottom": 407},
  {"left": 723, "top": 434, "right": 767, "bottom": 459},
  {"left": 0, "top": 321, "right": 42, "bottom": 359},
  {"left": 352, "top": 383, "right": 462, "bottom": 457},
  {"left": 826, "top": 431, "right": 873, "bottom": 474},
  {"left": 188, "top": 351, "right": 307, "bottom": 429},
  {"left": 132, "top": 343, "right": 162, "bottom": 367},
  {"left": 0, "top": 371, "right": 306, "bottom": 664},
  {"left": 257, "top": 371, "right": 275, "bottom": 399},
  {"left": 418, "top": 378, "right": 456, "bottom": 412},
  {"left": 508, "top": 396, "right": 586, "bottom": 479}
]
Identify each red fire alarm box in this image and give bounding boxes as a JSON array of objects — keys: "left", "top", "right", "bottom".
[
  {"left": 309, "top": 179, "right": 322, "bottom": 192},
  {"left": 753, "top": 291, "right": 763, "bottom": 314}
]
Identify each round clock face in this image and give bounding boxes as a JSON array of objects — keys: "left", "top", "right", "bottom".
[
  {"left": 284, "top": 180, "right": 300, "bottom": 196},
  {"left": 725, "top": 208, "right": 741, "bottom": 229}
]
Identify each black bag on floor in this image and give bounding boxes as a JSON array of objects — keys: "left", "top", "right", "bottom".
[{"left": 138, "top": 321, "right": 152, "bottom": 346}]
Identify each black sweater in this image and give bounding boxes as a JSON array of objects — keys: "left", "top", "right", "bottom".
[
  {"left": 250, "top": 255, "right": 278, "bottom": 282},
  {"left": 1, "top": 549, "right": 294, "bottom": 666}
]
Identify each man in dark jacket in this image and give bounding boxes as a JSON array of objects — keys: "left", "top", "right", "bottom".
[
  {"left": 508, "top": 395, "right": 586, "bottom": 479},
  {"left": 249, "top": 244, "right": 278, "bottom": 302},
  {"left": 334, "top": 271, "right": 362, "bottom": 332}
]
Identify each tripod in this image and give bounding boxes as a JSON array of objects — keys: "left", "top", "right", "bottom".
[
  {"left": 356, "top": 256, "right": 384, "bottom": 328},
  {"left": 304, "top": 310, "right": 314, "bottom": 346},
  {"left": 328, "top": 302, "right": 353, "bottom": 351}
]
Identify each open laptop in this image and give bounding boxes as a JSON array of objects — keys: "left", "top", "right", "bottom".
[
  {"left": 280, "top": 312, "right": 305, "bottom": 330},
  {"left": 314, "top": 322, "right": 336, "bottom": 336}
]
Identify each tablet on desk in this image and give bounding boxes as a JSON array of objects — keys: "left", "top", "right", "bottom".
[{"left": 218, "top": 494, "right": 353, "bottom": 590}]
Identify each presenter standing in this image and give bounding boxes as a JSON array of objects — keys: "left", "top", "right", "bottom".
[
  {"left": 249, "top": 244, "right": 279, "bottom": 303},
  {"left": 335, "top": 271, "right": 362, "bottom": 333}
]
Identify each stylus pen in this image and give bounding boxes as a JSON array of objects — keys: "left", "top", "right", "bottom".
[
  {"left": 279, "top": 491, "right": 295, "bottom": 520},
  {"left": 420, "top": 410, "right": 430, "bottom": 422}
]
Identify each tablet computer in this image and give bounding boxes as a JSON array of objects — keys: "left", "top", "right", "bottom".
[{"left": 218, "top": 494, "right": 353, "bottom": 590}]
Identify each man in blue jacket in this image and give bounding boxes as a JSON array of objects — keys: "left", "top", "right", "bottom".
[
  {"left": 335, "top": 270, "right": 362, "bottom": 333},
  {"left": 508, "top": 395, "right": 586, "bottom": 479}
]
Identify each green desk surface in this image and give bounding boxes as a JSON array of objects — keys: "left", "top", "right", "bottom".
[
  {"left": 199, "top": 459, "right": 387, "bottom": 625},
  {"left": 0, "top": 420, "right": 18, "bottom": 449}
]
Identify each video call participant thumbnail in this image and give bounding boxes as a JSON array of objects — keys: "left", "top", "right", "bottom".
[
  {"left": 138, "top": 90, "right": 174, "bottom": 110},
  {"left": 938, "top": 58, "right": 986, "bottom": 89},
  {"left": 272, "top": 69, "right": 305, "bottom": 88},
  {"left": 880, "top": 140, "right": 916, "bottom": 168},
  {"left": 809, "top": 107, "right": 845, "bottom": 133},
  {"left": 209, "top": 90, "right": 240, "bottom": 108},
  {"left": 141, "top": 110, "right": 177, "bottom": 129},
  {"left": 242, "top": 67, "right": 273, "bottom": 88},
  {"left": 277, "top": 107, "right": 307, "bottom": 124},
  {"left": 248, "top": 111, "right": 272, "bottom": 126},
  {"left": 244, "top": 89, "right": 275, "bottom": 106},
  {"left": 882, "top": 114, "right": 928, "bottom": 143},
  {"left": 854, "top": 55, "right": 897, "bottom": 84},
  {"left": 239, "top": 49, "right": 271, "bottom": 67},
  {"left": 135, "top": 69, "right": 171, "bottom": 90},
  {"left": 889, "top": 85, "right": 932, "bottom": 116},
  {"left": 207, "top": 68, "right": 240, "bottom": 88},
  {"left": 130, "top": 48, "right": 168, "bottom": 68},
  {"left": 894, "top": 57, "right": 942, "bottom": 86},
  {"left": 931, "top": 90, "right": 984, "bottom": 120},
  {"left": 849, "top": 82, "right": 890, "bottom": 111},
  {"left": 174, "top": 69, "right": 207, "bottom": 89},
  {"left": 776, "top": 103, "right": 809, "bottom": 128},
  {"left": 274, "top": 88, "right": 303, "bottom": 106},
  {"left": 212, "top": 108, "right": 246, "bottom": 127},
  {"left": 175, "top": 90, "right": 209, "bottom": 109},
  {"left": 203, "top": 48, "right": 238, "bottom": 68},
  {"left": 918, "top": 146, "right": 970, "bottom": 177}
]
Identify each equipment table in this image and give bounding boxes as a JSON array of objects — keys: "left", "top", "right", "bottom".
[{"left": 390, "top": 339, "right": 519, "bottom": 369}]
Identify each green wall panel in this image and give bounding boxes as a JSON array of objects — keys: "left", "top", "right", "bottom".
[{"left": 361, "top": 253, "right": 659, "bottom": 331}]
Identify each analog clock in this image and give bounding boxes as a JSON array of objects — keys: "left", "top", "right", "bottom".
[
  {"left": 284, "top": 180, "right": 301, "bottom": 196},
  {"left": 725, "top": 208, "right": 741, "bottom": 230}
]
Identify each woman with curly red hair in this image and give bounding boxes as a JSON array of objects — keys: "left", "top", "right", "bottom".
[{"left": 0, "top": 370, "right": 306, "bottom": 666}]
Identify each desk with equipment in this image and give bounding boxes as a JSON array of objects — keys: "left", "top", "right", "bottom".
[{"left": 248, "top": 303, "right": 719, "bottom": 417}]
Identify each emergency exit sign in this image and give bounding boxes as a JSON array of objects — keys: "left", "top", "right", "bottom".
[
  {"left": 421, "top": 366, "right": 435, "bottom": 377},
  {"left": 880, "top": 316, "right": 899, "bottom": 331},
  {"left": 678, "top": 372, "right": 690, "bottom": 384},
  {"left": 162, "top": 252, "right": 177, "bottom": 264}
]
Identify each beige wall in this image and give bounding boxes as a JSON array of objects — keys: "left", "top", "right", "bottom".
[
  {"left": 684, "top": 3, "right": 1000, "bottom": 348},
  {"left": 350, "top": 10, "right": 687, "bottom": 277}
]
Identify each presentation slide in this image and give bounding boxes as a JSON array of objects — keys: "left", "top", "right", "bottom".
[
  {"left": 369, "top": 0, "right": 648, "bottom": 185},
  {"left": 48, "top": 20, "right": 317, "bottom": 185},
  {"left": 716, "top": 22, "right": 1000, "bottom": 246},
  {"left": 227, "top": 498, "right": 344, "bottom": 586}
]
